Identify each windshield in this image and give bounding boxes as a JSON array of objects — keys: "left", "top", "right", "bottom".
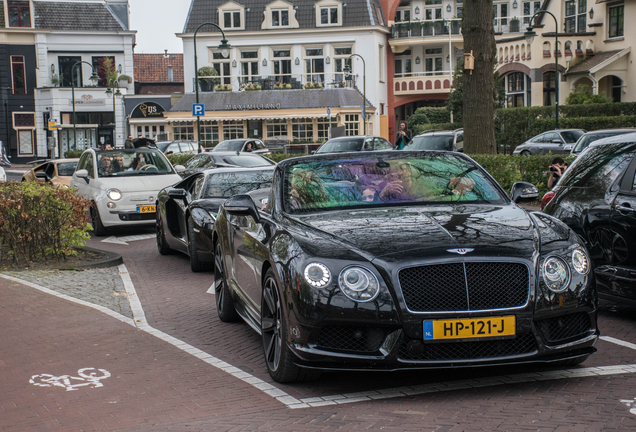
[
  {"left": 156, "top": 142, "right": 171, "bottom": 152},
  {"left": 316, "top": 138, "right": 364, "bottom": 153},
  {"left": 406, "top": 135, "right": 454, "bottom": 151},
  {"left": 57, "top": 162, "right": 78, "bottom": 176},
  {"left": 202, "top": 170, "right": 274, "bottom": 198},
  {"left": 572, "top": 132, "right": 633, "bottom": 154},
  {"left": 213, "top": 154, "right": 274, "bottom": 167},
  {"left": 95, "top": 149, "right": 174, "bottom": 177},
  {"left": 561, "top": 130, "right": 585, "bottom": 143},
  {"left": 212, "top": 140, "right": 245, "bottom": 152},
  {"left": 283, "top": 153, "right": 505, "bottom": 213}
]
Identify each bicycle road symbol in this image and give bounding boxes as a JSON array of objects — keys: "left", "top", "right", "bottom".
[{"left": 29, "top": 368, "right": 111, "bottom": 392}]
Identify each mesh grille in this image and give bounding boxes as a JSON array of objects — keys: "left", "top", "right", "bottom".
[
  {"left": 315, "top": 327, "right": 389, "bottom": 353},
  {"left": 398, "top": 262, "right": 529, "bottom": 312},
  {"left": 536, "top": 313, "right": 592, "bottom": 343},
  {"left": 399, "top": 333, "right": 537, "bottom": 361}
]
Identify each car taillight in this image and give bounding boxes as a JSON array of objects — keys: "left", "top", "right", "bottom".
[{"left": 540, "top": 191, "right": 555, "bottom": 211}]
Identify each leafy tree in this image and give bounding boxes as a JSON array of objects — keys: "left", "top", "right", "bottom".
[
  {"left": 98, "top": 56, "right": 132, "bottom": 87},
  {"left": 566, "top": 84, "right": 613, "bottom": 105}
]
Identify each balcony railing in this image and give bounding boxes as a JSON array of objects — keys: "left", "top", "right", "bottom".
[
  {"left": 194, "top": 72, "right": 359, "bottom": 92},
  {"left": 393, "top": 71, "right": 453, "bottom": 95},
  {"left": 391, "top": 20, "right": 462, "bottom": 39}
]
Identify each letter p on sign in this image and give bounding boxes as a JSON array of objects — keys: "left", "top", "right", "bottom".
[{"left": 192, "top": 104, "right": 205, "bottom": 117}]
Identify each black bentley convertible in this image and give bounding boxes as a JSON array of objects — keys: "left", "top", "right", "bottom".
[
  {"left": 156, "top": 166, "right": 274, "bottom": 271},
  {"left": 213, "top": 151, "right": 598, "bottom": 382}
]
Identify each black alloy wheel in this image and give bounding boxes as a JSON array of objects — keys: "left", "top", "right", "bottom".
[
  {"left": 214, "top": 241, "right": 239, "bottom": 322},
  {"left": 261, "top": 269, "right": 319, "bottom": 383},
  {"left": 156, "top": 212, "right": 174, "bottom": 255},
  {"left": 188, "top": 216, "right": 204, "bottom": 272},
  {"left": 91, "top": 203, "right": 107, "bottom": 236}
]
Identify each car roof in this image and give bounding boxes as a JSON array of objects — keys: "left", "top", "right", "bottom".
[
  {"left": 582, "top": 128, "right": 636, "bottom": 135},
  {"left": 415, "top": 129, "right": 463, "bottom": 137},
  {"left": 587, "top": 132, "right": 636, "bottom": 148},
  {"left": 201, "top": 165, "right": 276, "bottom": 176},
  {"left": 326, "top": 135, "right": 376, "bottom": 141}
]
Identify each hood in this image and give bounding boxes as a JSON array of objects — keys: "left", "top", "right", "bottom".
[
  {"left": 96, "top": 174, "right": 182, "bottom": 193},
  {"left": 293, "top": 204, "right": 538, "bottom": 263}
]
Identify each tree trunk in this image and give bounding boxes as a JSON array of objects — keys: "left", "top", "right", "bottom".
[{"left": 462, "top": 0, "right": 497, "bottom": 154}]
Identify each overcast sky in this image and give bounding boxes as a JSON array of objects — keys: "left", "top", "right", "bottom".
[{"left": 130, "top": 0, "right": 191, "bottom": 54}]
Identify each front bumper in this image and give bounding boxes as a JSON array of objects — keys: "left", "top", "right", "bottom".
[{"left": 97, "top": 195, "right": 158, "bottom": 227}]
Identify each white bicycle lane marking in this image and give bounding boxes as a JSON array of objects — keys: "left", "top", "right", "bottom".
[
  {"left": 30, "top": 368, "right": 111, "bottom": 392},
  {"left": 101, "top": 234, "right": 156, "bottom": 245},
  {"left": 4, "top": 269, "right": 636, "bottom": 410}
]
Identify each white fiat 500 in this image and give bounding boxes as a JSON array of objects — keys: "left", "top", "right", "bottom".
[{"left": 70, "top": 148, "right": 183, "bottom": 235}]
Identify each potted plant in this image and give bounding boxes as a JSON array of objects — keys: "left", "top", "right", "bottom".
[
  {"left": 243, "top": 83, "right": 262, "bottom": 91},
  {"left": 50, "top": 73, "right": 63, "bottom": 87},
  {"left": 273, "top": 82, "right": 292, "bottom": 89},
  {"left": 198, "top": 66, "right": 220, "bottom": 92},
  {"left": 304, "top": 82, "right": 323, "bottom": 89},
  {"left": 214, "top": 84, "right": 232, "bottom": 91},
  {"left": 510, "top": 17, "right": 520, "bottom": 33}
]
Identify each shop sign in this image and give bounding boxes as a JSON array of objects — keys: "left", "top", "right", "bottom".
[
  {"left": 131, "top": 102, "right": 165, "bottom": 118},
  {"left": 226, "top": 103, "right": 281, "bottom": 110},
  {"left": 68, "top": 94, "right": 105, "bottom": 106}
]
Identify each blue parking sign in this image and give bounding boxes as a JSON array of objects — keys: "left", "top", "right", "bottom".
[
  {"left": 361, "top": 105, "right": 365, "bottom": 118},
  {"left": 327, "top": 107, "right": 331, "bottom": 117},
  {"left": 192, "top": 103, "right": 205, "bottom": 117}
]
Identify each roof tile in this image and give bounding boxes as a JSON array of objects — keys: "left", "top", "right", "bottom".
[
  {"left": 33, "top": 2, "right": 125, "bottom": 31},
  {"left": 134, "top": 54, "right": 184, "bottom": 83}
]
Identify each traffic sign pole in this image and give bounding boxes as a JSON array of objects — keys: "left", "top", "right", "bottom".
[{"left": 327, "top": 108, "right": 331, "bottom": 140}]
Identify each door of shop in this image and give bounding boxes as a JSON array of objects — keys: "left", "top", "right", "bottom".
[{"left": 247, "top": 119, "right": 263, "bottom": 139}]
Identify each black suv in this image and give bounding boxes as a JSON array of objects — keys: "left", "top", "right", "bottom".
[{"left": 404, "top": 129, "right": 464, "bottom": 152}]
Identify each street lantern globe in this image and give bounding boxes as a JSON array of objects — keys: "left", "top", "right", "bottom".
[
  {"left": 524, "top": 27, "right": 537, "bottom": 45},
  {"left": 89, "top": 71, "right": 100, "bottom": 86},
  {"left": 105, "top": 87, "right": 113, "bottom": 98},
  {"left": 218, "top": 39, "right": 231, "bottom": 58},
  {"left": 114, "top": 89, "right": 122, "bottom": 98}
]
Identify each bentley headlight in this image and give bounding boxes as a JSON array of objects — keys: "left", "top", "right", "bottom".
[
  {"left": 304, "top": 263, "right": 331, "bottom": 288},
  {"left": 542, "top": 257, "right": 570, "bottom": 292},
  {"left": 107, "top": 188, "right": 122, "bottom": 201},
  {"left": 571, "top": 248, "right": 589, "bottom": 275},
  {"left": 338, "top": 266, "right": 380, "bottom": 302}
]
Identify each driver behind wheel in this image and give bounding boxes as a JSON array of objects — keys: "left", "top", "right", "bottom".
[{"left": 130, "top": 153, "right": 147, "bottom": 171}]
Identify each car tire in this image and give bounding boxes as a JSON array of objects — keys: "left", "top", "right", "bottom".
[
  {"left": 520, "top": 150, "right": 531, "bottom": 156},
  {"left": 91, "top": 203, "right": 107, "bottom": 236},
  {"left": 214, "top": 241, "right": 239, "bottom": 322},
  {"left": 156, "top": 212, "right": 174, "bottom": 255},
  {"left": 188, "top": 216, "right": 208, "bottom": 272},
  {"left": 261, "top": 268, "right": 320, "bottom": 383}
]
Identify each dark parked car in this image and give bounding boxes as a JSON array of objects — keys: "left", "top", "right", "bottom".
[
  {"left": 570, "top": 129, "right": 636, "bottom": 155},
  {"left": 513, "top": 129, "right": 585, "bottom": 155},
  {"left": 543, "top": 133, "right": 636, "bottom": 305},
  {"left": 211, "top": 139, "right": 270, "bottom": 155},
  {"left": 315, "top": 136, "right": 393, "bottom": 154},
  {"left": 213, "top": 150, "right": 597, "bottom": 383},
  {"left": 179, "top": 151, "right": 275, "bottom": 177},
  {"left": 156, "top": 166, "right": 275, "bottom": 272},
  {"left": 404, "top": 129, "right": 464, "bottom": 152},
  {"left": 156, "top": 140, "right": 202, "bottom": 155}
]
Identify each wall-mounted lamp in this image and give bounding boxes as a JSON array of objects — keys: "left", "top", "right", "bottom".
[
  {"left": 50, "top": 64, "right": 55, "bottom": 73},
  {"left": 325, "top": 56, "right": 330, "bottom": 64},
  {"left": 446, "top": 4, "right": 451, "bottom": 12},
  {"left": 295, "top": 57, "right": 300, "bottom": 65},
  {"left": 232, "top": 59, "right": 237, "bottom": 67},
  {"left": 415, "top": 56, "right": 420, "bottom": 64},
  {"left": 512, "top": 0, "right": 518, "bottom": 9},
  {"left": 446, "top": 55, "right": 450, "bottom": 63},
  {"left": 589, "top": 8, "right": 594, "bottom": 19},
  {"left": 118, "top": 64, "right": 122, "bottom": 73},
  {"left": 262, "top": 58, "right": 267, "bottom": 66},
  {"left": 414, "top": 6, "right": 420, "bottom": 14}
]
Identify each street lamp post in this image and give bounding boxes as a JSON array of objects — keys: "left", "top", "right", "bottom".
[
  {"left": 105, "top": 78, "right": 122, "bottom": 148},
  {"left": 525, "top": 10, "right": 559, "bottom": 129},
  {"left": 343, "top": 54, "right": 366, "bottom": 135},
  {"left": 193, "top": 22, "right": 231, "bottom": 147},
  {"left": 72, "top": 61, "right": 100, "bottom": 150}
]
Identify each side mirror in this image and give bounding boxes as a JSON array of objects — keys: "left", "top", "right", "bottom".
[
  {"left": 456, "top": 147, "right": 464, "bottom": 153},
  {"left": 168, "top": 188, "right": 187, "bottom": 199},
  {"left": 174, "top": 164, "right": 186, "bottom": 174},
  {"left": 75, "top": 169, "right": 88, "bottom": 178},
  {"left": 165, "top": 151, "right": 174, "bottom": 155},
  {"left": 35, "top": 172, "right": 50, "bottom": 181},
  {"left": 310, "top": 150, "right": 316, "bottom": 155},
  {"left": 224, "top": 194, "right": 260, "bottom": 223},
  {"left": 510, "top": 181, "right": 539, "bottom": 204}
]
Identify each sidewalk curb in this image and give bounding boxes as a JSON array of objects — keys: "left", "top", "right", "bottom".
[{"left": 59, "top": 245, "right": 123, "bottom": 270}]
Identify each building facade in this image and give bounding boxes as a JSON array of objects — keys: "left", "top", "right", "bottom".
[
  {"left": 171, "top": 0, "right": 390, "bottom": 146},
  {"left": 0, "top": 0, "right": 135, "bottom": 163}
]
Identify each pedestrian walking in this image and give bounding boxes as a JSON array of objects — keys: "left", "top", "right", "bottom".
[
  {"left": 394, "top": 121, "right": 412, "bottom": 150},
  {"left": 124, "top": 135, "right": 134, "bottom": 149}
]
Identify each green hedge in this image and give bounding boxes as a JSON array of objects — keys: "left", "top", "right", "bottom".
[
  {"left": 166, "top": 154, "right": 196, "bottom": 166},
  {"left": 412, "top": 122, "right": 463, "bottom": 135},
  {"left": 413, "top": 107, "right": 450, "bottom": 124},
  {"left": 64, "top": 149, "right": 84, "bottom": 159},
  {"left": 0, "top": 182, "right": 91, "bottom": 266}
]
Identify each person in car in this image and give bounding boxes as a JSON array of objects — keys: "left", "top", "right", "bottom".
[
  {"left": 129, "top": 153, "right": 148, "bottom": 171},
  {"left": 98, "top": 155, "right": 113, "bottom": 176},
  {"left": 112, "top": 155, "right": 125, "bottom": 173},
  {"left": 245, "top": 142, "right": 254, "bottom": 152}
]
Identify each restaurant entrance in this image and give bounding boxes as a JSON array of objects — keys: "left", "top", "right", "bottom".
[{"left": 247, "top": 119, "right": 262, "bottom": 139}]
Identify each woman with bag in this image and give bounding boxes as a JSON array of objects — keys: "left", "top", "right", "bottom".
[{"left": 394, "top": 121, "right": 412, "bottom": 150}]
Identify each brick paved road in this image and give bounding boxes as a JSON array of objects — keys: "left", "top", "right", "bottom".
[{"left": 2, "top": 230, "right": 636, "bottom": 431}]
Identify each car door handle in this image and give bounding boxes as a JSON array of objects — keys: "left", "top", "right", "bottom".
[{"left": 616, "top": 204, "right": 635, "bottom": 213}]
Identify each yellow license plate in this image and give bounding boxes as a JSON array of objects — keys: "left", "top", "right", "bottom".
[
  {"left": 136, "top": 205, "right": 156, "bottom": 214},
  {"left": 423, "top": 316, "right": 516, "bottom": 341}
]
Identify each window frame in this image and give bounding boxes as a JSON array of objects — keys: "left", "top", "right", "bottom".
[
  {"left": 564, "top": 0, "right": 587, "bottom": 33},
  {"left": 8, "top": 0, "right": 32, "bottom": 28},
  {"left": 10, "top": 56, "right": 26, "bottom": 95},
  {"left": 271, "top": 9, "right": 290, "bottom": 27},
  {"left": 608, "top": 4, "right": 624, "bottom": 39}
]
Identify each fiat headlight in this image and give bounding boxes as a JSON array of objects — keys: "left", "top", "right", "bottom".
[
  {"left": 542, "top": 257, "right": 570, "bottom": 292},
  {"left": 107, "top": 188, "right": 122, "bottom": 201},
  {"left": 304, "top": 263, "right": 331, "bottom": 288},
  {"left": 338, "top": 266, "right": 380, "bottom": 302},
  {"left": 571, "top": 248, "right": 589, "bottom": 275}
]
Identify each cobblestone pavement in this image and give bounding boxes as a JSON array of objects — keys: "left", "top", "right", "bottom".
[{"left": 2, "top": 230, "right": 636, "bottom": 431}]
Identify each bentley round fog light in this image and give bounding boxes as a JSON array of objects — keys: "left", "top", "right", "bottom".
[
  {"left": 338, "top": 266, "right": 380, "bottom": 302},
  {"left": 107, "top": 188, "right": 122, "bottom": 201},
  {"left": 304, "top": 263, "right": 331, "bottom": 287},
  {"left": 571, "top": 248, "right": 589, "bottom": 275},
  {"left": 543, "top": 257, "right": 570, "bottom": 292},
  {"left": 107, "top": 202, "right": 117, "bottom": 209}
]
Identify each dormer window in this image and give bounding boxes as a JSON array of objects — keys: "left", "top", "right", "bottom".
[
  {"left": 321, "top": 7, "right": 338, "bottom": 24},
  {"left": 219, "top": 2, "right": 245, "bottom": 30},
  {"left": 272, "top": 9, "right": 289, "bottom": 26},
  {"left": 8, "top": 1, "right": 32, "bottom": 28},
  {"left": 224, "top": 11, "right": 241, "bottom": 28},
  {"left": 315, "top": 0, "right": 342, "bottom": 27}
]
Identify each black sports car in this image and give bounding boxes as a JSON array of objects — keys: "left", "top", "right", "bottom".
[
  {"left": 156, "top": 166, "right": 275, "bottom": 271},
  {"left": 213, "top": 151, "right": 598, "bottom": 383},
  {"left": 543, "top": 133, "right": 636, "bottom": 305}
]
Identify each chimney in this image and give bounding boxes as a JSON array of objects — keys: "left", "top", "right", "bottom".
[{"left": 164, "top": 49, "right": 169, "bottom": 59}]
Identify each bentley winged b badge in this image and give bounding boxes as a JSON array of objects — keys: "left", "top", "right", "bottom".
[{"left": 447, "top": 248, "right": 475, "bottom": 255}]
